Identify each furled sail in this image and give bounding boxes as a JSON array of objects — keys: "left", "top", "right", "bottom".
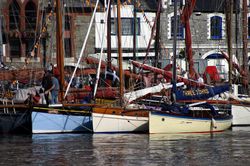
[
  {"left": 175, "top": 84, "right": 230, "bottom": 100},
  {"left": 124, "top": 82, "right": 184, "bottom": 103},
  {"left": 130, "top": 60, "right": 205, "bottom": 87}
]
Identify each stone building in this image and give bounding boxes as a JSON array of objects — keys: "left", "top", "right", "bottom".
[
  {"left": 0, "top": 0, "right": 249, "bottom": 81},
  {"left": 161, "top": 0, "right": 250, "bottom": 81},
  {"left": 0, "top": 0, "right": 39, "bottom": 67},
  {"left": 0, "top": 0, "right": 106, "bottom": 68},
  {"left": 94, "top": 2, "right": 157, "bottom": 69}
]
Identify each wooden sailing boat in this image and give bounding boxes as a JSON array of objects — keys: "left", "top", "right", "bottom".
[
  {"left": 148, "top": 0, "right": 232, "bottom": 134},
  {"left": 31, "top": 0, "right": 94, "bottom": 134},
  {"left": 92, "top": 0, "right": 149, "bottom": 133},
  {"left": 0, "top": 13, "right": 32, "bottom": 134},
  {"left": 0, "top": 102, "right": 31, "bottom": 134},
  {"left": 230, "top": 0, "right": 250, "bottom": 126}
]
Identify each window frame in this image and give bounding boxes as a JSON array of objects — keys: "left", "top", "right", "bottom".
[
  {"left": 9, "top": 38, "right": 21, "bottom": 58},
  {"left": 111, "top": 17, "right": 140, "bottom": 36},
  {"left": 25, "top": 1, "right": 37, "bottom": 30},
  {"left": 170, "top": 15, "right": 184, "bottom": 39},
  {"left": 64, "top": 38, "right": 72, "bottom": 58},
  {"left": 207, "top": 13, "right": 226, "bottom": 40},
  {"left": 65, "top": 15, "right": 71, "bottom": 31},
  {"left": 210, "top": 16, "right": 222, "bottom": 40},
  {"left": 9, "top": 1, "right": 20, "bottom": 30}
]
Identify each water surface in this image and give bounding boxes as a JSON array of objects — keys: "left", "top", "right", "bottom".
[{"left": 0, "top": 127, "right": 250, "bottom": 165}]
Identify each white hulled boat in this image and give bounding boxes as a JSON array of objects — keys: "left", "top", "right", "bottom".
[{"left": 149, "top": 103, "right": 232, "bottom": 134}]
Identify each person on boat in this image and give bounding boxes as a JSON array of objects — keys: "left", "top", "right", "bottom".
[
  {"left": 45, "top": 74, "right": 60, "bottom": 104},
  {"left": 42, "top": 71, "right": 53, "bottom": 105},
  {"left": 48, "top": 63, "right": 60, "bottom": 79},
  {"left": 52, "top": 64, "right": 60, "bottom": 80}
]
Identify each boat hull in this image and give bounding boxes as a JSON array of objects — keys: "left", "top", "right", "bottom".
[
  {"left": 149, "top": 111, "right": 232, "bottom": 134},
  {"left": 92, "top": 107, "right": 148, "bottom": 133},
  {"left": 32, "top": 111, "right": 92, "bottom": 134},
  {"left": 0, "top": 111, "right": 32, "bottom": 134},
  {"left": 232, "top": 104, "right": 250, "bottom": 126}
]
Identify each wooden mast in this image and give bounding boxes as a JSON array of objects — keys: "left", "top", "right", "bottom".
[
  {"left": 133, "top": 0, "right": 137, "bottom": 73},
  {"left": 56, "top": 0, "right": 65, "bottom": 100},
  {"left": 172, "top": 0, "right": 178, "bottom": 103},
  {"left": 0, "top": 15, "right": 3, "bottom": 63},
  {"left": 154, "top": 0, "right": 161, "bottom": 82},
  {"left": 225, "top": 0, "right": 233, "bottom": 87},
  {"left": 180, "top": 0, "right": 197, "bottom": 80},
  {"left": 242, "top": 0, "right": 249, "bottom": 92},
  {"left": 107, "top": 0, "right": 112, "bottom": 69},
  {"left": 117, "top": 0, "right": 124, "bottom": 106}
]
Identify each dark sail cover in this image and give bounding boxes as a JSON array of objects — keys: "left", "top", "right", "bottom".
[{"left": 176, "top": 84, "right": 229, "bottom": 100}]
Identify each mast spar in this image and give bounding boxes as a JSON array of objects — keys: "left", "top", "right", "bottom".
[
  {"left": 55, "top": 0, "right": 65, "bottom": 100},
  {"left": 242, "top": 0, "right": 249, "bottom": 92},
  {"left": 0, "top": 16, "right": 3, "bottom": 63},
  {"left": 172, "top": 0, "right": 178, "bottom": 103},
  {"left": 225, "top": 0, "right": 233, "bottom": 88},
  {"left": 181, "top": 0, "right": 197, "bottom": 80},
  {"left": 107, "top": 0, "right": 112, "bottom": 69},
  {"left": 154, "top": 0, "right": 161, "bottom": 82},
  {"left": 117, "top": 0, "right": 124, "bottom": 106}
]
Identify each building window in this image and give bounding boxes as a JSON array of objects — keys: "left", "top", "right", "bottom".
[
  {"left": 65, "top": 15, "right": 71, "bottom": 31},
  {"left": 210, "top": 16, "right": 222, "bottom": 39},
  {"left": 9, "top": 38, "right": 21, "bottom": 57},
  {"left": 111, "top": 18, "right": 116, "bottom": 35},
  {"left": 64, "top": 38, "right": 72, "bottom": 57},
  {"left": 25, "top": 1, "right": 36, "bottom": 30},
  {"left": 111, "top": 18, "right": 140, "bottom": 36},
  {"left": 171, "top": 16, "right": 184, "bottom": 39},
  {"left": 122, "top": 18, "right": 133, "bottom": 35},
  {"left": 9, "top": 0, "right": 20, "bottom": 30}
]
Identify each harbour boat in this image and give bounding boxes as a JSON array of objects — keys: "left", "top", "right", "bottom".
[
  {"left": 91, "top": 0, "right": 162, "bottom": 133},
  {"left": 147, "top": 0, "right": 232, "bottom": 134},
  {"left": 149, "top": 102, "right": 232, "bottom": 134},
  {"left": 0, "top": 101, "right": 31, "bottom": 134},
  {"left": 228, "top": 0, "right": 250, "bottom": 127},
  {"left": 30, "top": 0, "right": 96, "bottom": 134},
  {"left": 230, "top": 87, "right": 250, "bottom": 126},
  {"left": 92, "top": 106, "right": 148, "bottom": 133},
  {"left": 232, "top": 104, "right": 250, "bottom": 126},
  {"left": 32, "top": 104, "right": 92, "bottom": 134},
  {"left": 92, "top": 81, "right": 182, "bottom": 133},
  {"left": 0, "top": 0, "right": 120, "bottom": 134},
  {"left": 0, "top": 74, "right": 34, "bottom": 134}
]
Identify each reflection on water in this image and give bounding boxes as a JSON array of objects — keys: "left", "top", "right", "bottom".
[
  {"left": 0, "top": 128, "right": 250, "bottom": 165},
  {"left": 149, "top": 132, "right": 214, "bottom": 141},
  {"left": 232, "top": 126, "right": 250, "bottom": 132}
]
